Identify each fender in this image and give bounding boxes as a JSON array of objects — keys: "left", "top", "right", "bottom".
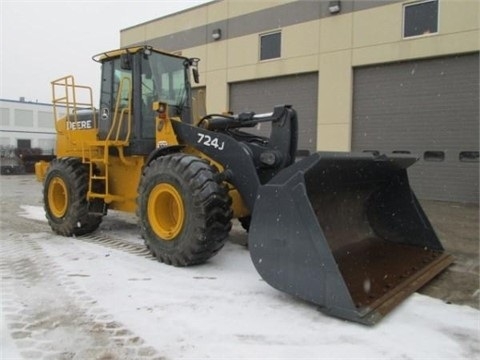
[{"left": 144, "top": 145, "right": 185, "bottom": 168}]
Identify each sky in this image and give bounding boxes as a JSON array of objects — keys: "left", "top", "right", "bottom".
[{"left": 0, "top": 0, "right": 211, "bottom": 104}]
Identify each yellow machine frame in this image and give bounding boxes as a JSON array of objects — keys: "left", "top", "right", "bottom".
[{"left": 36, "top": 73, "right": 248, "bottom": 216}]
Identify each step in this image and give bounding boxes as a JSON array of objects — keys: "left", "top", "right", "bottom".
[
  {"left": 91, "top": 175, "right": 107, "bottom": 180},
  {"left": 87, "top": 191, "right": 125, "bottom": 203}
]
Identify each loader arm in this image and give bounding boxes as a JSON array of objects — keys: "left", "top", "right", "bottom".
[
  {"left": 173, "top": 120, "right": 260, "bottom": 210},
  {"left": 172, "top": 105, "right": 299, "bottom": 211}
]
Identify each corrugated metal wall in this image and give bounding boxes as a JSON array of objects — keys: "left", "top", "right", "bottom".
[
  {"left": 352, "top": 53, "right": 479, "bottom": 203},
  {"left": 229, "top": 73, "right": 318, "bottom": 154}
]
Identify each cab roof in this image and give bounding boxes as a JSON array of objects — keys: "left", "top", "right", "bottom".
[{"left": 92, "top": 45, "right": 188, "bottom": 63}]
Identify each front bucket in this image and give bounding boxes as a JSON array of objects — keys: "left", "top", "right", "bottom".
[{"left": 249, "top": 152, "right": 453, "bottom": 325}]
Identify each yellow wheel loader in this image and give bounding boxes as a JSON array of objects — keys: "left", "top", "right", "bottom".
[{"left": 35, "top": 46, "right": 452, "bottom": 324}]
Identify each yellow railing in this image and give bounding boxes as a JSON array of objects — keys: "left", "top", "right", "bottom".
[
  {"left": 51, "top": 75, "right": 133, "bottom": 204},
  {"left": 51, "top": 75, "right": 96, "bottom": 135}
]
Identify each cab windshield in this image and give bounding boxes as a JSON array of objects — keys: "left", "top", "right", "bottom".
[
  {"left": 98, "top": 49, "right": 191, "bottom": 141},
  {"left": 141, "top": 52, "right": 188, "bottom": 115}
]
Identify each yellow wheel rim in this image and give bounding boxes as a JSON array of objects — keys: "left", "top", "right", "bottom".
[
  {"left": 148, "top": 183, "right": 185, "bottom": 240},
  {"left": 48, "top": 177, "right": 68, "bottom": 218}
]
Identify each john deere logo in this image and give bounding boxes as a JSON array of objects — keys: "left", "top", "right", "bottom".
[{"left": 67, "top": 119, "right": 93, "bottom": 130}]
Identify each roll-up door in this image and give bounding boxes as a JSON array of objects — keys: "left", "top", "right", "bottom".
[
  {"left": 229, "top": 73, "right": 318, "bottom": 154},
  {"left": 352, "top": 53, "right": 479, "bottom": 203}
]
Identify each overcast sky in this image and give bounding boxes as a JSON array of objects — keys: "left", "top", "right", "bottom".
[{"left": 0, "top": 0, "right": 211, "bottom": 104}]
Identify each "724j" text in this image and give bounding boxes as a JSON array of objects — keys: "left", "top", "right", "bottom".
[{"left": 197, "top": 133, "right": 225, "bottom": 151}]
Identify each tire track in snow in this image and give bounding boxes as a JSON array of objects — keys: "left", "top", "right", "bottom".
[
  {"left": 13, "top": 211, "right": 156, "bottom": 261},
  {"left": 1, "top": 216, "right": 163, "bottom": 359},
  {"left": 77, "top": 232, "right": 155, "bottom": 260}
]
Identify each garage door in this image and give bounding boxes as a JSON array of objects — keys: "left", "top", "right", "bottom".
[
  {"left": 352, "top": 53, "right": 479, "bottom": 203},
  {"left": 229, "top": 73, "right": 318, "bottom": 154}
]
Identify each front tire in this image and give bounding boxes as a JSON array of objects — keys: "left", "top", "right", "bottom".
[
  {"left": 43, "top": 158, "right": 103, "bottom": 236},
  {"left": 137, "top": 154, "right": 232, "bottom": 266}
]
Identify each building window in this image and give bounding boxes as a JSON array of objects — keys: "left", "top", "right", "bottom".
[
  {"left": 14, "top": 109, "right": 34, "bottom": 127},
  {"left": 38, "top": 111, "right": 53, "bottom": 128},
  {"left": 260, "top": 31, "right": 281, "bottom": 61},
  {"left": 0, "top": 108, "right": 9, "bottom": 126},
  {"left": 424, "top": 151, "right": 445, "bottom": 162},
  {"left": 17, "top": 139, "right": 31, "bottom": 149},
  {"left": 459, "top": 151, "right": 479, "bottom": 163},
  {"left": 403, "top": 0, "right": 438, "bottom": 38}
]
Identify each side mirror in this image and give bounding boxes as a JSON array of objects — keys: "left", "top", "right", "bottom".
[
  {"left": 192, "top": 68, "right": 200, "bottom": 84},
  {"left": 188, "top": 58, "right": 200, "bottom": 84}
]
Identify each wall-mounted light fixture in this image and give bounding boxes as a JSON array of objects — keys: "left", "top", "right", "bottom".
[
  {"left": 328, "top": 0, "right": 341, "bottom": 15},
  {"left": 212, "top": 29, "right": 222, "bottom": 41}
]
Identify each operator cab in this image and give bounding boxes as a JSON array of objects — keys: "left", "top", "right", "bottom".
[{"left": 93, "top": 46, "right": 198, "bottom": 155}]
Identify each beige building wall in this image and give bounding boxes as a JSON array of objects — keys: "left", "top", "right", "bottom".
[{"left": 121, "top": 0, "right": 480, "bottom": 151}]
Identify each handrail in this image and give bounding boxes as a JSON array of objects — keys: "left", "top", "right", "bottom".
[
  {"left": 51, "top": 75, "right": 96, "bottom": 140},
  {"left": 107, "top": 76, "right": 132, "bottom": 143}
]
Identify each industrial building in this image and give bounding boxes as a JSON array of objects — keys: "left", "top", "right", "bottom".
[
  {"left": 0, "top": 98, "right": 56, "bottom": 154},
  {"left": 120, "top": 0, "right": 479, "bottom": 203}
]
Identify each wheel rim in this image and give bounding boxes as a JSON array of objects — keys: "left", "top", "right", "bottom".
[
  {"left": 148, "top": 183, "right": 185, "bottom": 240},
  {"left": 48, "top": 176, "right": 68, "bottom": 218}
]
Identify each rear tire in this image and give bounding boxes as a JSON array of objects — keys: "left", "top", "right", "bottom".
[
  {"left": 137, "top": 154, "right": 232, "bottom": 266},
  {"left": 43, "top": 157, "right": 103, "bottom": 236}
]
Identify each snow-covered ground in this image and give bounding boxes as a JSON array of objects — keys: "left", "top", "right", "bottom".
[{"left": 1, "top": 203, "right": 478, "bottom": 359}]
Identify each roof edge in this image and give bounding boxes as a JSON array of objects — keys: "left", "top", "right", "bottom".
[{"left": 120, "top": 0, "right": 219, "bottom": 33}]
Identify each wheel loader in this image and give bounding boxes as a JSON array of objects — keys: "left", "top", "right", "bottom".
[{"left": 35, "top": 46, "right": 452, "bottom": 325}]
